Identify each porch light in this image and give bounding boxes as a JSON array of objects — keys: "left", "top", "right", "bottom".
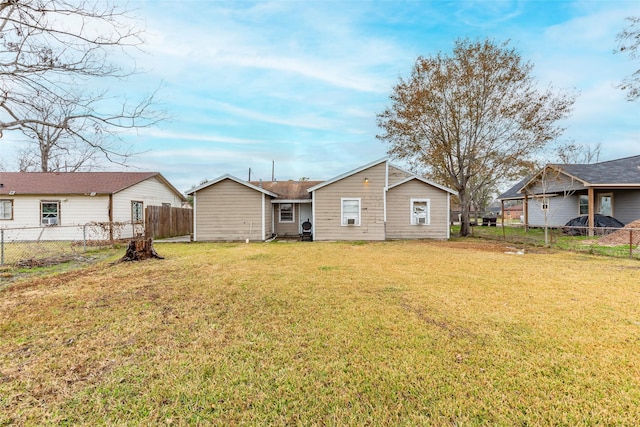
[{"left": 364, "top": 177, "right": 369, "bottom": 183}]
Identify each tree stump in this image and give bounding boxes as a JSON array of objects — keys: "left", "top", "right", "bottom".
[{"left": 119, "top": 238, "right": 164, "bottom": 262}]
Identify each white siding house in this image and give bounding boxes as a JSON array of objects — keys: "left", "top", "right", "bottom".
[{"left": 0, "top": 172, "right": 186, "bottom": 241}]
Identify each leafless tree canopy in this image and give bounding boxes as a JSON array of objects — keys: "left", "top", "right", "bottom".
[
  {"left": 377, "top": 39, "right": 576, "bottom": 236},
  {"left": 0, "top": 0, "right": 163, "bottom": 169},
  {"left": 616, "top": 16, "right": 640, "bottom": 102}
]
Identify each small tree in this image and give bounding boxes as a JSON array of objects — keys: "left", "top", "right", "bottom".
[{"left": 377, "top": 38, "right": 575, "bottom": 236}]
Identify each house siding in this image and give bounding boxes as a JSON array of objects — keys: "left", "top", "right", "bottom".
[
  {"left": 387, "top": 165, "right": 413, "bottom": 186},
  {"left": 274, "top": 203, "right": 301, "bottom": 237},
  {"left": 386, "top": 180, "right": 450, "bottom": 239},
  {"left": 527, "top": 189, "right": 640, "bottom": 227},
  {"left": 527, "top": 194, "right": 580, "bottom": 227},
  {"left": 1, "top": 195, "right": 111, "bottom": 240},
  {"left": 194, "top": 179, "right": 266, "bottom": 241},
  {"left": 312, "top": 162, "right": 386, "bottom": 241},
  {"left": 601, "top": 190, "right": 640, "bottom": 224}
]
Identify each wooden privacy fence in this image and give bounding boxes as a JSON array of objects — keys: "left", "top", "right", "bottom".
[{"left": 145, "top": 206, "right": 193, "bottom": 239}]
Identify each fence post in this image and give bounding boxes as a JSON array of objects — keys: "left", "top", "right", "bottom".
[
  {"left": 83, "top": 223, "right": 87, "bottom": 253},
  {"left": 1, "top": 229, "right": 4, "bottom": 266},
  {"left": 630, "top": 229, "right": 633, "bottom": 259}
]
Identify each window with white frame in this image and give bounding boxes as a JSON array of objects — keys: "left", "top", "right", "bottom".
[
  {"left": 132, "top": 201, "right": 144, "bottom": 223},
  {"left": 279, "top": 203, "right": 294, "bottom": 223},
  {"left": 0, "top": 199, "right": 13, "bottom": 220},
  {"left": 578, "top": 195, "right": 589, "bottom": 215},
  {"left": 341, "top": 198, "right": 361, "bottom": 226},
  {"left": 411, "top": 199, "right": 430, "bottom": 225},
  {"left": 41, "top": 201, "right": 59, "bottom": 226}
]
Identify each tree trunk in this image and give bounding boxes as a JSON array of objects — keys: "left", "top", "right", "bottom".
[
  {"left": 119, "top": 238, "right": 164, "bottom": 262},
  {"left": 459, "top": 191, "right": 472, "bottom": 236}
]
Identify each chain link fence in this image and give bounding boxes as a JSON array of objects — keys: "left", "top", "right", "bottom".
[
  {"left": 0, "top": 222, "right": 145, "bottom": 267},
  {"left": 467, "top": 223, "right": 640, "bottom": 259}
]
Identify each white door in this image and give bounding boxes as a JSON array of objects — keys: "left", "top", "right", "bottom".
[
  {"left": 299, "top": 204, "right": 312, "bottom": 233},
  {"left": 598, "top": 194, "right": 613, "bottom": 216}
]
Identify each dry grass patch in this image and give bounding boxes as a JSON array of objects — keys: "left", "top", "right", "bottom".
[{"left": 1, "top": 240, "right": 639, "bottom": 425}]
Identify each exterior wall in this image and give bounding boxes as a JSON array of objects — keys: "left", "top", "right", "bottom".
[
  {"left": 274, "top": 203, "right": 301, "bottom": 237},
  {"left": 527, "top": 194, "right": 580, "bottom": 227},
  {"left": 387, "top": 165, "right": 412, "bottom": 186},
  {"left": 194, "top": 179, "right": 266, "bottom": 241},
  {"left": 112, "top": 177, "right": 184, "bottom": 224},
  {"left": 608, "top": 189, "right": 640, "bottom": 224},
  {"left": 386, "top": 180, "right": 450, "bottom": 239},
  {"left": 312, "top": 162, "right": 387, "bottom": 241},
  {"left": 527, "top": 172, "right": 586, "bottom": 195},
  {"left": 0, "top": 194, "right": 111, "bottom": 240},
  {"left": 527, "top": 189, "right": 640, "bottom": 227}
]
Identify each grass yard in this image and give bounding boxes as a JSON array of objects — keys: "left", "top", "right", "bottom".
[{"left": 1, "top": 240, "right": 639, "bottom": 425}]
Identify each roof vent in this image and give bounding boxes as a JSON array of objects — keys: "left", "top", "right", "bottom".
[{"left": 9, "top": 191, "right": 15, "bottom": 195}]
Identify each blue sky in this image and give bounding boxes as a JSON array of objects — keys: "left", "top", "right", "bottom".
[{"left": 3, "top": 0, "right": 640, "bottom": 193}]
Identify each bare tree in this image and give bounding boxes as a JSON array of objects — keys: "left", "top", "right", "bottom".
[
  {"left": 554, "top": 141, "right": 601, "bottom": 165},
  {"left": 616, "top": 16, "right": 640, "bottom": 102},
  {"left": 377, "top": 39, "right": 575, "bottom": 236},
  {"left": 0, "top": 0, "right": 162, "bottom": 162}
]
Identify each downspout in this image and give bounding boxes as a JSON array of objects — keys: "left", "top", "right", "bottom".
[
  {"left": 192, "top": 192, "right": 197, "bottom": 241},
  {"left": 108, "top": 194, "right": 114, "bottom": 243},
  {"left": 588, "top": 187, "right": 595, "bottom": 237},
  {"left": 384, "top": 160, "right": 389, "bottom": 238},
  {"left": 523, "top": 195, "right": 529, "bottom": 232},
  {"left": 311, "top": 191, "right": 316, "bottom": 241},
  {"left": 447, "top": 192, "right": 451, "bottom": 239},
  {"left": 261, "top": 193, "right": 266, "bottom": 241}
]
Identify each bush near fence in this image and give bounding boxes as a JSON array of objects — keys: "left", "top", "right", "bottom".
[
  {"left": 466, "top": 223, "right": 640, "bottom": 259},
  {"left": 0, "top": 222, "right": 144, "bottom": 266}
]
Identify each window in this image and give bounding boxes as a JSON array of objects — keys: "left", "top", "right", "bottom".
[
  {"left": 579, "top": 195, "right": 589, "bottom": 215},
  {"left": 132, "top": 201, "right": 144, "bottom": 223},
  {"left": 341, "top": 198, "right": 361, "bottom": 226},
  {"left": 41, "top": 201, "right": 59, "bottom": 226},
  {"left": 279, "top": 203, "right": 294, "bottom": 223},
  {"left": 0, "top": 199, "right": 13, "bottom": 220},
  {"left": 411, "top": 199, "right": 430, "bottom": 225},
  {"left": 541, "top": 197, "right": 549, "bottom": 211}
]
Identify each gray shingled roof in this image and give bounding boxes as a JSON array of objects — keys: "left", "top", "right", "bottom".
[
  {"left": 555, "top": 155, "right": 640, "bottom": 185},
  {"left": 498, "top": 155, "right": 640, "bottom": 200}
]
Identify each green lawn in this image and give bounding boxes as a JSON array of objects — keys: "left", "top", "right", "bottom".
[{"left": 1, "top": 240, "right": 639, "bottom": 425}]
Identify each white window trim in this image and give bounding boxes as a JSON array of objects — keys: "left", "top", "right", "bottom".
[
  {"left": 41, "top": 200, "right": 60, "bottom": 226},
  {"left": 341, "top": 197, "right": 361, "bottom": 226},
  {"left": 578, "top": 194, "right": 589, "bottom": 216},
  {"left": 0, "top": 199, "right": 13, "bottom": 220},
  {"left": 132, "top": 200, "right": 144, "bottom": 223},
  {"left": 279, "top": 203, "right": 295, "bottom": 223},
  {"left": 410, "top": 198, "right": 430, "bottom": 225}
]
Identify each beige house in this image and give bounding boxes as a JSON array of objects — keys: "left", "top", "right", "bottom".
[{"left": 187, "top": 158, "right": 456, "bottom": 242}]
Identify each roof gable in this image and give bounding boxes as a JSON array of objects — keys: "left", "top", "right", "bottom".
[
  {"left": 306, "top": 158, "right": 388, "bottom": 192},
  {"left": 0, "top": 172, "right": 185, "bottom": 200},
  {"left": 187, "top": 174, "right": 278, "bottom": 197},
  {"left": 388, "top": 175, "right": 457, "bottom": 195}
]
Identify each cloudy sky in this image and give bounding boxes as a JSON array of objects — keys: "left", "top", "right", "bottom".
[{"left": 3, "top": 0, "right": 640, "bottom": 193}]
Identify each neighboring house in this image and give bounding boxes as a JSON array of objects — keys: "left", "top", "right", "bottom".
[
  {"left": 502, "top": 204, "right": 524, "bottom": 221},
  {"left": 0, "top": 172, "right": 186, "bottom": 240},
  {"left": 498, "top": 155, "right": 640, "bottom": 228},
  {"left": 187, "top": 158, "right": 457, "bottom": 242}
]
